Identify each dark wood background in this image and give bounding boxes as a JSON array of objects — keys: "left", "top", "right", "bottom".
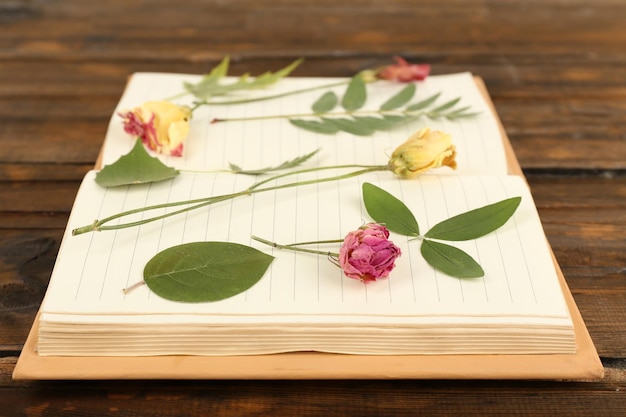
[{"left": 1, "top": 0, "right": 625, "bottom": 415}]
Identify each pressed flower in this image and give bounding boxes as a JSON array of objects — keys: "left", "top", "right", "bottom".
[
  {"left": 388, "top": 127, "right": 457, "bottom": 179},
  {"left": 377, "top": 56, "right": 431, "bottom": 82},
  {"left": 120, "top": 100, "right": 191, "bottom": 156},
  {"left": 338, "top": 223, "right": 402, "bottom": 283}
]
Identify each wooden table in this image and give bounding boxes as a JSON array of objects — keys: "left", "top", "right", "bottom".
[{"left": 2, "top": 1, "right": 625, "bottom": 415}]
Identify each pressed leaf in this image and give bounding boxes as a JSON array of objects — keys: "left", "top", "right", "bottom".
[
  {"left": 289, "top": 118, "right": 339, "bottom": 134},
  {"left": 352, "top": 115, "right": 409, "bottom": 131},
  {"left": 312, "top": 91, "right": 338, "bottom": 113},
  {"left": 446, "top": 111, "right": 482, "bottom": 120},
  {"left": 185, "top": 58, "right": 302, "bottom": 100},
  {"left": 322, "top": 117, "right": 374, "bottom": 136},
  {"left": 144, "top": 242, "right": 274, "bottom": 303},
  {"left": 425, "top": 197, "right": 522, "bottom": 241},
  {"left": 405, "top": 92, "right": 441, "bottom": 111},
  {"left": 430, "top": 97, "right": 461, "bottom": 113},
  {"left": 228, "top": 149, "right": 320, "bottom": 175},
  {"left": 95, "top": 139, "right": 179, "bottom": 187},
  {"left": 362, "top": 182, "right": 420, "bottom": 236},
  {"left": 341, "top": 76, "right": 367, "bottom": 111},
  {"left": 380, "top": 83, "right": 416, "bottom": 111},
  {"left": 421, "top": 240, "right": 484, "bottom": 278},
  {"left": 183, "top": 56, "right": 230, "bottom": 97}
]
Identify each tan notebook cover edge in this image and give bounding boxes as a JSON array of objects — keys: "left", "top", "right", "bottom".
[{"left": 13, "top": 76, "right": 604, "bottom": 380}]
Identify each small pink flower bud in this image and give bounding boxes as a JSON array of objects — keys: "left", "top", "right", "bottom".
[
  {"left": 338, "top": 223, "right": 401, "bottom": 283},
  {"left": 377, "top": 56, "right": 430, "bottom": 82}
]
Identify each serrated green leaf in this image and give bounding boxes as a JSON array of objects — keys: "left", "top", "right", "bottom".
[
  {"left": 229, "top": 149, "right": 320, "bottom": 175},
  {"left": 362, "top": 182, "right": 419, "bottom": 236},
  {"left": 183, "top": 56, "right": 230, "bottom": 97},
  {"left": 341, "top": 76, "right": 367, "bottom": 111},
  {"left": 421, "top": 240, "right": 484, "bottom": 278},
  {"left": 95, "top": 139, "right": 179, "bottom": 187},
  {"left": 185, "top": 58, "right": 303, "bottom": 100},
  {"left": 425, "top": 197, "right": 522, "bottom": 241},
  {"left": 144, "top": 242, "right": 274, "bottom": 303},
  {"left": 289, "top": 118, "right": 339, "bottom": 134},
  {"left": 405, "top": 92, "right": 441, "bottom": 111},
  {"left": 322, "top": 117, "right": 374, "bottom": 136},
  {"left": 380, "top": 83, "right": 416, "bottom": 111},
  {"left": 312, "top": 91, "right": 338, "bottom": 113}
]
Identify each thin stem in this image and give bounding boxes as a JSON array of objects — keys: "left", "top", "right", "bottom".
[
  {"left": 252, "top": 236, "right": 340, "bottom": 258},
  {"left": 72, "top": 165, "right": 390, "bottom": 235},
  {"left": 211, "top": 108, "right": 430, "bottom": 124},
  {"left": 285, "top": 239, "right": 344, "bottom": 247},
  {"left": 171, "top": 79, "right": 350, "bottom": 111}
]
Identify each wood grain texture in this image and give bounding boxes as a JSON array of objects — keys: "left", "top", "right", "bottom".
[{"left": 1, "top": 0, "right": 625, "bottom": 415}]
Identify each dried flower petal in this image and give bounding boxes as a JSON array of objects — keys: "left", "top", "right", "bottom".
[
  {"left": 388, "top": 127, "right": 457, "bottom": 178},
  {"left": 120, "top": 100, "right": 191, "bottom": 156},
  {"left": 377, "top": 56, "right": 430, "bottom": 82},
  {"left": 338, "top": 223, "right": 401, "bottom": 283}
]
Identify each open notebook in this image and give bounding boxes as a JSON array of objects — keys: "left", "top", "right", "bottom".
[{"left": 14, "top": 72, "right": 603, "bottom": 379}]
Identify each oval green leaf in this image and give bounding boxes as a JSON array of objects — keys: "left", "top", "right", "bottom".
[
  {"left": 380, "top": 83, "right": 416, "bottom": 111},
  {"left": 144, "top": 242, "right": 274, "bottom": 303},
  {"left": 341, "top": 76, "right": 367, "bottom": 111},
  {"left": 420, "top": 240, "right": 484, "bottom": 278},
  {"left": 362, "top": 182, "right": 419, "bottom": 236},
  {"left": 352, "top": 115, "right": 409, "bottom": 131},
  {"left": 425, "top": 197, "right": 522, "bottom": 241},
  {"left": 289, "top": 118, "right": 339, "bottom": 134},
  {"left": 95, "top": 139, "right": 179, "bottom": 187},
  {"left": 406, "top": 92, "right": 441, "bottom": 111},
  {"left": 321, "top": 117, "right": 374, "bottom": 136},
  {"left": 312, "top": 91, "right": 338, "bottom": 113},
  {"left": 430, "top": 97, "right": 461, "bottom": 113}
]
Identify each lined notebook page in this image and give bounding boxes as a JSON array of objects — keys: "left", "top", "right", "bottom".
[
  {"left": 100, "top": 73, "right": 508, "bottom": 175},
  {"left": 41, "top": 171, "right": 571, "bottom": 326}
]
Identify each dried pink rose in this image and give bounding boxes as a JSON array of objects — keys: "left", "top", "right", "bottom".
[
  {"left": 338, "top": 223, "right": 401, "bottom": 283},
  {"left": 119, "top": 100, "right": 191, "bottom": 156},
  {"left": 377, "top": 56, "right": 430, "bottom": 82}
]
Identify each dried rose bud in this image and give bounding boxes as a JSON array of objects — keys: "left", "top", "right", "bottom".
[
  {"left": 338, "top": 223, "right": 401, "bottom": 283},
  {"left": 388, "top": 127, "right": 457, "bottom": 179},
  {"left": 377, "top": 56, "right": 430, "bottom": 82},
  {"left": 119, "top": 100, "right": 192, "bottom": 156}
]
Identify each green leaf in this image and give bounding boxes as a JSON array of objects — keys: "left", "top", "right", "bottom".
[
  {"left": 184, "top": 58, "right": 303, "bottom": 100},
  {"left": 289, "top": 118, "right": 339, "bottom": 134},
  {"left": 362, "top": 182, "right": 420, "bottom": 236},
  {"left": 352, "top": 115, "right": 409, "bottom": 131},
  {"left": 420, "top": 240, "right": 484, "bottom": 278},
  {"left": 341, "top": 76, "right": 367, "bottom": 111},
  {"left": 228, "top": 149, "right": 320, "bottom": 175},
  {"left": 322, "top": 117, "right": 374, "bottom": 136},
  {"left": 430, "top": 97, "right": 461, "bottom": 113},
  {"left": 380, "top": 83, "right": 416, "bottom": 111},
  {"left": 95, "top": 139, "right": 179, "bottom": 187},
  {"left": 312, "top": 91, "right": 338, "bottom": 113},
  {"left": 144, "top": 242, "right": 274, "bottom": 303},
  {"left": 183, "top": 56, "right": 230, "bottom": 97},
  {"left": 425, "top": 197, "right": 522, "bottom": 241},
  {"left": 405, "top": 92, "right": 441, "bottom": 111}
]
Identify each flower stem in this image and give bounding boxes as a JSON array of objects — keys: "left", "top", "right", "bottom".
[
  {"left": 72, "top": 165, "right": 390, "bottom": 235},
  {"left": 210, "top": 108, "right": 435, "bottom": 124},
  {"left": 251, "top": 236, "right": 340, "bottom": 258},
  {"left": 176, "top": 80, "right": 350, "bottom": 113}
]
